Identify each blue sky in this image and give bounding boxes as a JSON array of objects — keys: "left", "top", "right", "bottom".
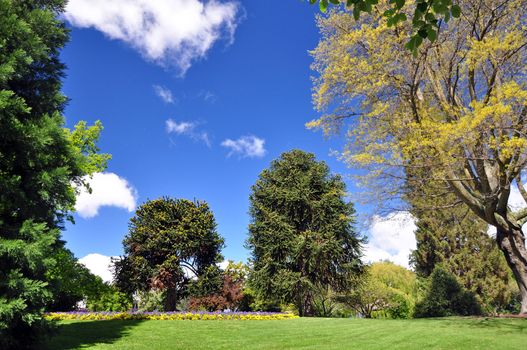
[{"left": 60, "top": 0, "right": 418, "bottom": 278}]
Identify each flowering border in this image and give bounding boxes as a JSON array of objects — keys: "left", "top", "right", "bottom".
[{"left": 44, "top": 311, "right": 298, "bottom": 321}]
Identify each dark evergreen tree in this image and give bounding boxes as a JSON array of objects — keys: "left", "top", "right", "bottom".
[
  {"left": 410, "top": 201, "right": 516, "bottom": 312},
  {"left": 415, "top": 266, "right": 482, "bottom": 317},
  {"left": 114, "top": 198, "right": 224, "bottom": 311},
  {"left": 0, "top": 1, "right": 108, "bottom": 348},
  {"left": 246, "top": 150, "right": 364, "bottom": 316}
]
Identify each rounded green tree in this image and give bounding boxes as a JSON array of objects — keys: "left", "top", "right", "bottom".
[
  {"left": 115, "top": 198, "right": 224, "bottom": 311},
  {"left": 247, "top": 150, "right": 364, "bottom": 316}
]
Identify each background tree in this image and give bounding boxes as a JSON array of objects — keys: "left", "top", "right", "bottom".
[
  {"left": 45, "top": 246, "right": 104, "bottom": 311},
  {"left": 246, "top": 150, "right": 364, "bottom": 316},
  {"left": 85, "top": 283, "right": 132, "bottom": 312},
  {"left": 337, "top": 262, "right": 418, "bottom": 318},
  {"left": 415, "top": 266, "right": 482, "bottom": 317},
  {"left": 114, "top": 197, "right": 224, "bottom": 311},
  {"left": 0, "top": 1, "right": 108, "bottom": 348},
  {"left": 309, "top": 0, "right": 527, "bottom": 313},
  {"left": 410, "top": 201, "right": 517, "bottom": 312}
]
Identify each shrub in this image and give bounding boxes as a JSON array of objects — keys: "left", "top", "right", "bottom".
[
  {"left": 386, "top": 290, "right": 414, "bottom": 319},
  {"left": 189, "top": 275, "right": 244, "bottom": 311},
  {"left": 86, "top": 286, "right": 132, "bottom": 312},
  {"left": 415, "top": 266, "right": 482, "bottom": 317},
  {"left": 136, "top": 290, "right": 165, "bottom": 312}
]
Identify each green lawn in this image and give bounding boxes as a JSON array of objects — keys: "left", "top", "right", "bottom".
[{"left": 45, "top": 317, "right": 527, "bottom": 350}]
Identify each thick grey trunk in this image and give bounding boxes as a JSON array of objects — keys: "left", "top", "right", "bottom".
[{"left": 496, "top": 227, "right": 527, "bottom": 314}]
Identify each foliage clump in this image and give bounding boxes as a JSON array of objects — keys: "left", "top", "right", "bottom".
[{"left": 415, "top": 266, "right": 482, "bottom": 317}]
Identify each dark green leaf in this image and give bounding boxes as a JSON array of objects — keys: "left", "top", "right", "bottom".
[
  {"left": 395, "top": 0, "right": 405, "bottom": 8},
  {"left": 417, "top": 2, "right": 428, "bottom": 12},
  {"left": 451, "top": 4, "right": 461, "bottom": 18},
  {"left": 427, "top": 28, "right": 437, "bottom": 42}
]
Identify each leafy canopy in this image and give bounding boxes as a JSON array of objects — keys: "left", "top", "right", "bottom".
[
  {"left": 307, "top": 0, "right": 462, "bottom": 52},
  {"left": 115, "top": 197, "right": 224, "bottom": 311},
  {"left": 309, "top": 0, "right": 527, "bottom": 313}
]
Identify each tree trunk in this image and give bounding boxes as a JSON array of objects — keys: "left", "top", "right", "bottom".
[
  {"left": 496, "top": 226, "right": 527, "bottom": 314},
  {"left": 164, "top": 288, "right": 178, "bottom": 311}
]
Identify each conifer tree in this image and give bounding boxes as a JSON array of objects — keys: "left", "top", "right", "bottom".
[
  {"left": 247, "top": 150, "right": 363, "bottom": 316},
  {"left": 0, "top": 1, "right": 108, "bottom": 347}
]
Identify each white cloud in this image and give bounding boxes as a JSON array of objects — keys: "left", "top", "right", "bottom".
[
  {"left": 64, "top": 0, "right": 240, "bottom": 74},
  {"left": 218, "top": 260, "right": 229, "bottom": 270},
  {"left": 221, "top": 135, "right": 266, "bottom": 158},
  {"left": 79, "top": 253, "right": 116, "bottom": 283},
  {"left": 363, "top": 211, "right": 417, "bottom": 269},
  {"left": 166, "top": 119, "right": 211, "bottom": 147},
  {"left": 153, "top": 85, "right": 175, "bottom": 104},
  {"left": 166, "top": 119, "right": 196, "bottom": 134},
  {"left": 75, "top": 172, "right": 137, "bottom": 218}
]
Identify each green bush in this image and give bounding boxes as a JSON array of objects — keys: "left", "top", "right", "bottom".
[
  {"left": 86, "top": 286, "right": 132, "bottom": 312},
  {"left": 136, "top": 290, "right": 165, "bottom": 312},
  {"left": 387, "top": 289, "right": 414, "bottom": 319},
  {"left": 415, "top": 266, "right": 482, "bottom": 317}
]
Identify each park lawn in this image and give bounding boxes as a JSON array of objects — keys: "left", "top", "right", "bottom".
[{"left": 45, "top": 317, "right": 527, "bottom": 350}]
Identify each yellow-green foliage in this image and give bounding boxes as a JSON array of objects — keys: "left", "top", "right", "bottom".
[{"left": 309, "top": 0, "right": 527, "bottom": 226}]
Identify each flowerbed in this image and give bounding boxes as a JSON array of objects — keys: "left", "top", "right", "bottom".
[{"left": 44, "top": 311, "right": 298, "bottom": 321}]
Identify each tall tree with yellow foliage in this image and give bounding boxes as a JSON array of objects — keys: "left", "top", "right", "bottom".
[{"left": 309, "top": 0, "right": 527, "bottom": 313}]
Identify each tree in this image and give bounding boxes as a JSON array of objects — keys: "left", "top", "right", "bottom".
[
  {"left": 338, "top": 262, "right": 418, "bottom": 318},
  {"left": 415, "top": 266, "right": 482, "bottom": 317},
  {"left": 306, "top": 0, "right": 462, "bottom": 51},
  {"left": 45, "top": 246, "right": 103, "bottom": 311},
  {"left": 0, "top": 1, "right": 108, "bottom": 348},
  {"left": 410, "top": 201, "right": 516, "bottom": 312},
  {"left": 246, "top": 150, "right": 363, "bottom": 316},
  {"left": 114, "top": 197, "right": 224, "bottom": 311},
  {"left": 309, "top": 0, "right": 527, "bottom": 313}
]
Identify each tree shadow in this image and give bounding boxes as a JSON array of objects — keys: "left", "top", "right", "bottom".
[
  {"left": 44, "top": 320, "right": 144, "bottom": 349},
  {"left": 432, "top": 317, "right": 527, "bottom": 333}
]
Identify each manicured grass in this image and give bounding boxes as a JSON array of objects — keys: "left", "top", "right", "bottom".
[{"left": 45, "top": 317, "right": 527, "bottom": 350}]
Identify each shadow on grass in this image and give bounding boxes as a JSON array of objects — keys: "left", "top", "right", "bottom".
[
  {"left": 428, "top": 317, "right": 527, "bottom": 333},
  {"left": 45, "top": 320, "right": 144, "bottom": 350}
]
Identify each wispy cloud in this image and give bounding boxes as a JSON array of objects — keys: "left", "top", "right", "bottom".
[
  {"left": 198, "top": 90, "right": 217, "bottom": 104},
  {"left": 153, "top": 85, "right": 175, "bottom": 104},
  {"left": 75, "top": 172, "right": 137, "bottom": 218},
  {"left": 166, "top": 119, "right": 211, "bottom": 147},
  {"left": 221, "top": 135, "right": 266, "bottom": 158},
  {"left": 64, "top": 0, "right": 240, "bottom": 74}
]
